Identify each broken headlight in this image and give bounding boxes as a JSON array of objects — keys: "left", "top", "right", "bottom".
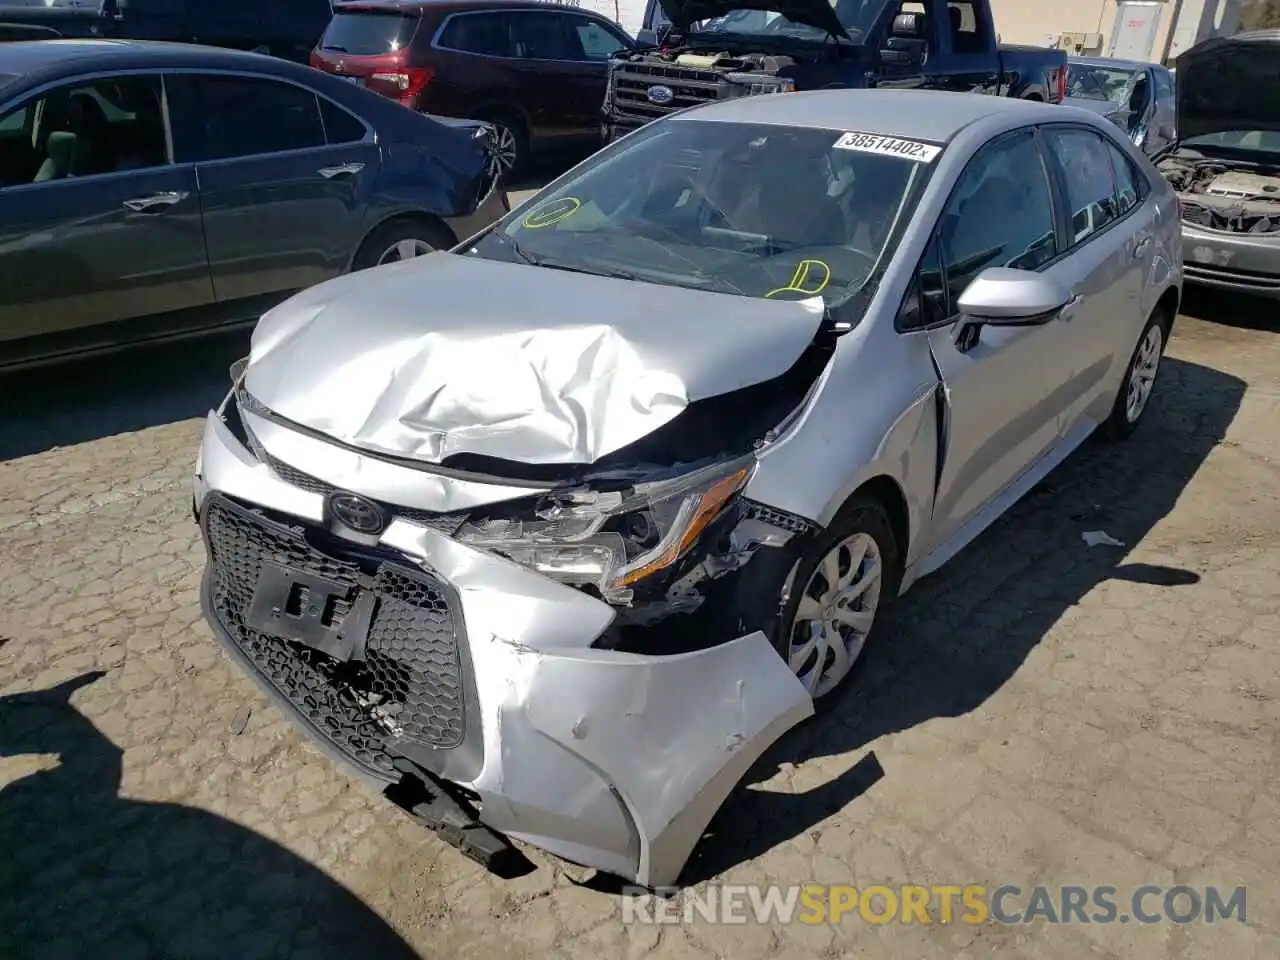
[{"left": 454, "top": 455, "right": 756, "bottom": 602}]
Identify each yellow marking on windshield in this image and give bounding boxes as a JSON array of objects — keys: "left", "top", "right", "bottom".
[
  {"left": 765, "top": 260, "right": 831, "bottom": 299},
  {"left": 521, "top": 197, "right": 582, "bottom": 229}
]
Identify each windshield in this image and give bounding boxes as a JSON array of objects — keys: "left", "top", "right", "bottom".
[
  {"left": 690, "top": 0, "right": 888, "bottom": 42},
  {"left": 319, "top": 12, "right": 419, "bottom": 55},
  {"left": 1066, "top": 64, "right": 1137, "bottom": 103},
  {"left": 469, "top": 118, "right": 935, "bottom": 306},
  {"left": 1181, "top": 130, "right": 1280, "bottom": 156}
]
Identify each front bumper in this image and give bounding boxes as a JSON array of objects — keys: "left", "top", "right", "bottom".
[
  {"left": 193, "top": 409, "right": 813, "bottom": 887},
  {"left": 1180, "top": 222, "right": 1280, "bottom": 298}
]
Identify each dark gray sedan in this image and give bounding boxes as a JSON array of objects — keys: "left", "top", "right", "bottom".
[
  {"left": 1065, "top": 56, "right": 1177, "bottom": 156},
  {"left": 0, "top": 40, "right": 509, "bottom": 369}
]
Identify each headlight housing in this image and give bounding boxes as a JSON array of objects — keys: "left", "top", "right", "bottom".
[{"left": 455, "top": 455, "right": 756, "bottom": 602}]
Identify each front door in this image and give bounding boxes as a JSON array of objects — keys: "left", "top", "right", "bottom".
[
  {"left": 166, "top": 72, "right": 379, "bottom": 306},
  {"left": 0, "top": 73, "right": 212, "bottom": 347},
  {"left": 916, "top": 128, "right": 1079, "bottom": 554},
  {"left": 556, "top": 13, "right": 631, "bottom": 142}
]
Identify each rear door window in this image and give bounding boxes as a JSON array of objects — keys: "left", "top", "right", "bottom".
[
  {"left": 437, "top": 12, "right": 513, "bottom": 57},
  {"left": 1043, "top": 127, "right": 1120, "bottom": 245},
  {"left": 319, "top": 12, "right": 419, "bottom": 55},
  {"left": 181, "top": 76, "right": 326, "bottom": 161}
]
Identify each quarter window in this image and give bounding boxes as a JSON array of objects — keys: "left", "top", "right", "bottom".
[
  {"left": 938, "top": 130, "right": 1058, "bottom": 313},
  {"left": 438, "top": 12, "right": 512, "bottom": 57},
  {"left": 189, "top": 77, "right": 325, "bottom": 160},
  {"left": 567, "top": 15, "right": 627, "bottom": 61},
  {"left": 1044, "top": 127, "right": 1119, "bottom": 245}
]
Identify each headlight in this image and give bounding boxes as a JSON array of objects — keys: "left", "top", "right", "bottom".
[{"left": 455, "top": 455, "right": 756, "bottom": 602}]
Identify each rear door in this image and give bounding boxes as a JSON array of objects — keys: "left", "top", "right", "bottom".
[
  {"left": 0, "top": 72, "right": 211, "bottom": 346},
  {"left": 168, "top": 71, "right": 380, "bottom": 306},
  {"left": 1039, "top": 124, "right": 1153, "bottom": 429},
  {"left": 914, "top": 128, "right": 1080, "bottom": 557}
]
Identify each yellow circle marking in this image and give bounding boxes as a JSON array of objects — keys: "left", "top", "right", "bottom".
[
  {"left": 765, "top": 259, "right": 831, "bottom": 299},
  {"left": 521, "top": 196, "right": 582, "bottom": 229}
]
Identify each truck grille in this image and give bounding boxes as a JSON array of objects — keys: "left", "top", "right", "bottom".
[
  {"left": 202, "top": 495, "right": 468, "bottom": 779},
  {"left": 609, "top": 63, "right": 725, "bottom": 123}
]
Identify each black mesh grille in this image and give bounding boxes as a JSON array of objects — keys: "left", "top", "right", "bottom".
[{"left": 203, "top": 496, "right": 467, "bottom": 777}]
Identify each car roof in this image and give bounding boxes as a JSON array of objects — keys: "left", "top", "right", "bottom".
[
  {"left": 1068, "top": 55, "right": 1155, "bottom": 71},
  {"left": 0, "top": 39, "right": 319, "bottom": 98},
  {"left": 331, "top": 0, "right": 595, "bottom": 13},
  {"left": 681, "top": 88, "right": 1059, "bottom": 143}
]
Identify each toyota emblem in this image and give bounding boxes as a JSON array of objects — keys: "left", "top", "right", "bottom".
[{"left": 327, "top": 492, "right": 386, "bottom": 535}]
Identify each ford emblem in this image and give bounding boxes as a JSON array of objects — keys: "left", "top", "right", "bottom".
[
  {"left": 328, "top": 492, "right": 386, "bottom": 535},
  {"left": 646, "top": 84, "right": 675, "bottom": 105}
]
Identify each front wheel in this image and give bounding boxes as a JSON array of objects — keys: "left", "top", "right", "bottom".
[
  {"left": 1101, "top": 309, "right": 1168, "bottom": 441},
  {"left": 775, "top": 496, "right": 900, "bottom": 703}
]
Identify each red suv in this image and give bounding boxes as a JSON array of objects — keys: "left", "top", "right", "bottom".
[{"left": 311, "top": 0, "right": 634, "bottom": 175}]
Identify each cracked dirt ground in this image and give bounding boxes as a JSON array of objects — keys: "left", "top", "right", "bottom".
[{"left": 1, "top": 289, "right": 1277, "bottom": 960}]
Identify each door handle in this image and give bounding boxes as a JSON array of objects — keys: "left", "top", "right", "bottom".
[
  {"left": 1133, "top": 236, "right": 1152, "bottom": 259},
  {"left": 317, "top": 162, "right": 365, "bottom": 179},
  {"left": 122, "top": 190, "right": 188, "bottom": 212},
  {"left": 1059, "top": 294, "right": 1084, "bottom": 321}
]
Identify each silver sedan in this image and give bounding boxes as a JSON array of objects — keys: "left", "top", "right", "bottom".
[{"left": 193, "top": 89, "right": 1182, "bottom": 889}]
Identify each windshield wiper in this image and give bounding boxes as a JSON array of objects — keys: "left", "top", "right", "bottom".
[{"left": 498, "top": 233, "right": 638, "bottom": 281}]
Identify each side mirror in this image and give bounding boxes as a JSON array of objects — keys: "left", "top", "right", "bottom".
[
  {"left": 953, "top": 268, "right": 1071, "bottom": 348},
  {"left": 881, "top": 13, "right": 927, "bottom": 66}
]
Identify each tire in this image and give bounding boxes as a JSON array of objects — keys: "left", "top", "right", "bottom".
[
  {"left": 1101, "top": 308, "right": 1169, "bottom": 441},
  {"left": 475, "top": 110, "right": 528, "bottom": 180},
  {"left": 773, "top": 495, "right": 901, "bottom": 708},
  {"left": 352, "top": 218, "right": 454, "bottom": 272}
]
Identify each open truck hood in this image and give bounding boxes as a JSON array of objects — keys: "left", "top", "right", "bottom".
[
  {"left": 244, "top": 251, "right": 826, "bottom": 467},
  {"left": 1175, "top": 30, "right": 1280, "bottom": 143},
  {"left": 657, "top": 0, "right": 851, "bottom": 40}
]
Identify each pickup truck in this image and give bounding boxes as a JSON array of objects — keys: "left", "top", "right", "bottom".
[
  {"left": 0, "top": 0, "right": 332, "bottom": 63},
  {"left": 602, "top": 0, "right": 1068, "bottom": 142}
]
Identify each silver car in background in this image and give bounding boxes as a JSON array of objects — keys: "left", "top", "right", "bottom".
[
  {"left": 1155, "top": 30, "right": 1280, "bottom": 298},
  {"left": 193, "top": 89, "right": 1181, "bottom": 888},
  {"left": 1064, "top": 55, "right": 1178, "bottom": 156}
]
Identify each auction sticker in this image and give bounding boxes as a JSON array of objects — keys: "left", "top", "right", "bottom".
[{"left": 832, "top": 131, "right": 942, "bottom": 163}]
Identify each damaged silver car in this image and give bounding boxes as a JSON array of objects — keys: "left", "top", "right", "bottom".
[
  {"left": 1156, "top": 30, "right": 1280, "bottom": 297},
  {"left": 194, "top": 89, "right": 1181, "bottom": 888}
]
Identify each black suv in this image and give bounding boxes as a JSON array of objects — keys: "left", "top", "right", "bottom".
[{"left": 0, "top": 0, "right": 332, "bottom": 63}]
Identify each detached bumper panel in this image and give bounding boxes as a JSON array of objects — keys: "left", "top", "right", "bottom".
[{"left": 201, "top": 494, "right": 470, "bottom": 779}]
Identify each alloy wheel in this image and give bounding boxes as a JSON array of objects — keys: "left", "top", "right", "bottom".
[
  {"left": 487, "top": 124, "right": 519, "bottom": 177},
  {"left": 376, "top": 238, "right": 433, "bottom": 266},
  {"left": 788, "top": 532, "right": 883, "bottom": 698},
  {"left": 1125, "top": 324, "right": 1163, "bottom": 423}
]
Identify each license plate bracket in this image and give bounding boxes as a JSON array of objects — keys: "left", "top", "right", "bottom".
[{"left": 245, "top": 562, "right": 376, "bottom": 662}]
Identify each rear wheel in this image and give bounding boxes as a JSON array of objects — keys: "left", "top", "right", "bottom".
[
  {"left": 353, "top": 218, "right": 454, "bottom": 271},
  {"left": 1101, "top": 308, "right": 1169, "bottom": 441},
  {"left": 475, "top": 110, "right": 528, "bottom": 179}
]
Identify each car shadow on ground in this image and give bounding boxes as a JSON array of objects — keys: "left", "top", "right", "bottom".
[
  {"left": 0, "top": 330, "right": 252, "bottom": 461},
  {"left": 1179, "top": 286, "right": 1280, "bottom": 333},
  {"left": 673, "top": 354, "right": 1246, "bottom": 886},
  {"left": 0, "top": 661, "right": 422, "bottom": 960}
]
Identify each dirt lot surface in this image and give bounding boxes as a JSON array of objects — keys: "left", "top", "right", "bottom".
[{"left": 1, "top": 286, "right": 1277, "bottom": 960}]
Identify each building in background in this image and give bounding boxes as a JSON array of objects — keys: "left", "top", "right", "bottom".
[{"left": 988, "top": 0, "right": 1248, "bottom": 62}]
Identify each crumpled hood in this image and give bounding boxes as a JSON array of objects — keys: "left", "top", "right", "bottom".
[
  {"left": 244, "top": 252, "right": 826, "bottom": 466},
  {"left": 1175, "top": 31, "right": 1280, "bottom": 142},
  {"left": 657, "top": 0, "right": 850, "bottom": 40}
]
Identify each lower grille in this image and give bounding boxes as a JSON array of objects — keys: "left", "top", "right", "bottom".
[{"left": 203, "top": 496, "right": 468, "bottom": 778}]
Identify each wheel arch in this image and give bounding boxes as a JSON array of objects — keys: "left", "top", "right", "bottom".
[{"left": 349, "top": 210, "right": 458, "bottom": 271}]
